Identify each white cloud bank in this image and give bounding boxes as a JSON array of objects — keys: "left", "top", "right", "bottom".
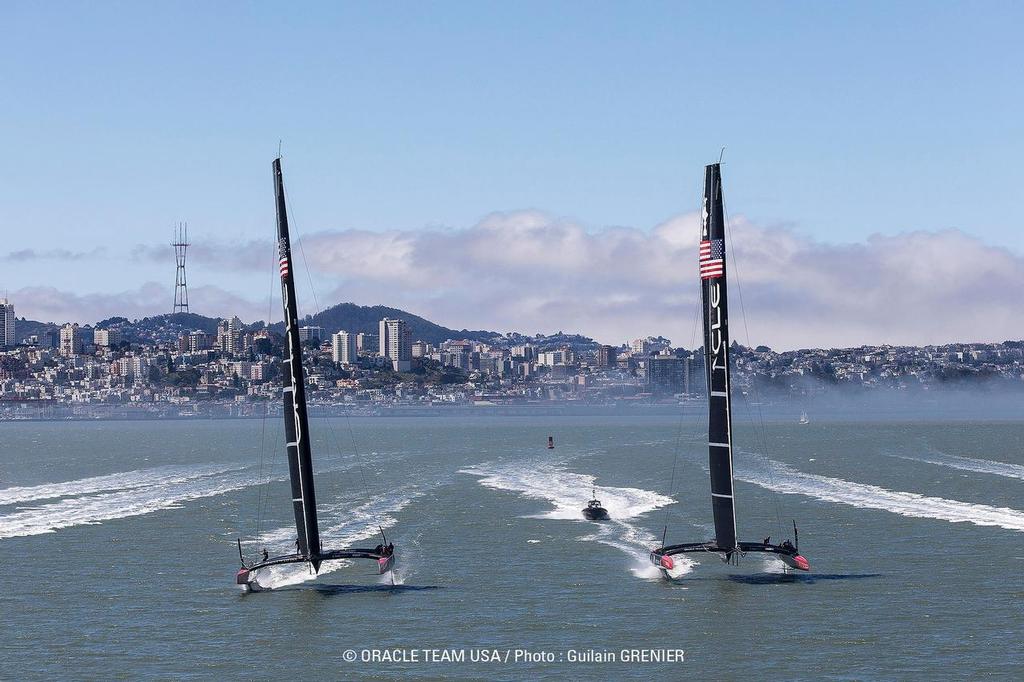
[
  {"left": 10, "top": 283, "right": 269, "bottom": 327},
  {"left": 12, "top": 210, "right": 1024, "bottom": 349}
]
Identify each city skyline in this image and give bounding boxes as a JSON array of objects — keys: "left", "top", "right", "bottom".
[
  {"left": 3, "top": 3, "right": 1023, "bottom": 349},
  {"left": 3, "top": 306, "right": 1019, "bottom": 419}
]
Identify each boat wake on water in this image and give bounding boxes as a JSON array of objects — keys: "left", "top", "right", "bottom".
[
  {"left": 735, "top": 452, "right": 1024, "bottom": 532},
  {"left": 0, "top": 464, "right": 256, "bottom": 539},
  {"left": 460, "top": 462, "right": 670, "bottom": 521},
  {"left": 0, "top": 463, "right": 245, "bottom": 507},
  {"left": 0, "top": 461, "right": 351, "bottom": 540},
  {"left": 890, "top": 449, "right": 1024, "bottom": 481},
  {"left": 247, "top": 486, "right": 421, "bottom": 590},
  {"left": 460, "top": 462, "right": 695, "bottom": 579}
]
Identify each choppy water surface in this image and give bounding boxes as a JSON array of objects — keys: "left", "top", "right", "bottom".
[{"left": 1, "top": 409, "right": 1022, "bottom": 679}]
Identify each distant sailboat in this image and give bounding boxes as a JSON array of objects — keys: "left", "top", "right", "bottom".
[
  {"left": 651, "top": 163, "right": 809, "bottom": 575},
  {"left": 799, "top": 411, "right": 810, "bottom": 425},
  {"left": 235, "top": 158, "right": 396, "bottom": 591}
]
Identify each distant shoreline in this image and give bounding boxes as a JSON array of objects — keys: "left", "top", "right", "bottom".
[{"left": 2, "top": 391, "right": 1022, "bottom": 423}]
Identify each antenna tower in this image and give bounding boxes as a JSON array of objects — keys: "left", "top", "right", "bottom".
[{"left": 172, "top": 222, "right": 190, "bottom": 314}]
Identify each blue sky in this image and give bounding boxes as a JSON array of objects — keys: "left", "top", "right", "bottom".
[{"left": 2, "top": 2, "right": 1023, "bottom": 346}]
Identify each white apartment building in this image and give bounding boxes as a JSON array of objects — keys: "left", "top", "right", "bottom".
[
  {"left": 378, "top": 318, "right": 412, "bottom": 371},
  {"left": 332, "top": 330, "right": 357, "bottom": 365},
  {"left": 94, "top": 328, "right": 121, "bottom": 347},
  {"left": 60, "top": 324, "right": 85, "bottom": 356}
]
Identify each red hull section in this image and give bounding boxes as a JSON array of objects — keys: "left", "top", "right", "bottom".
[
  {"left": 780, "top": 553, "right": 810, "bottom": 571},
  {"left": 660, "top": 555, "right": 675, "bottom": 570},
  {"left": 235, "top": 568, "right": 250, "bottom": 585}
]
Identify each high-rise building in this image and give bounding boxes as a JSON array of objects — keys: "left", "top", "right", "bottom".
[
  {"left": 356, "top": 332, "right": 377, "bottom": 354},
  {"left": 379, "top": 318, "right": 411, "bottom": 371},
  {"left": 411, "top": 340, "right": 431, "bottom": 358},
  {"left": 60, "top": 323, "right": 84, "bottom": 356},
  {"left": 537, "top": 349, "right": 574, "bottom": 367},
  {"left": 230, "top": 361, "right": 252, "bottom": 379},
  {"left": 646, "top": 355, "right": 686, "bottom": 394},
  {"left": 187, "top": 330, "right": 214, "bottom": 352},
  {"left": 597, "top": 345, "right": 616, "bottom": 368},
  {"left": 440, "top": 348, "right": 470, "bottom": 370},
  {"left": 239, "top": 331, "right": 255, "bottom": 355},
  {"left": 116, "top": 356, "right": 151, "bottom": 384},
  {"left": 94, "top": 328, "right": 121, "bottom": 348},
  {"left": 511, "top": 344, "right": 534, "bottom": 360},
  {"left": 332, "top": 330, "right": 357, "bottom": 365},
  {"left": 217, "top": 316, "right": 243, "bottom": 355},
  {"left": 0, "top": 298, "right": 14, "bottom": 349},
  {"left": 631, "top": 338, "right": 652, "bottom": 356},
  {"left": 378, "top": 320, "right": 389, "bottom": 356},
  {"left": 298, "top": 326, "right": 323, "bottom": 343}
]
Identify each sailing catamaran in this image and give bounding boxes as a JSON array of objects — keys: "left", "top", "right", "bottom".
[
  {"left": 235, "top": 158, "right": 396, "bottom": 591},
  {"left": 650, "top": 163, "right": 809, "bottom": 575}
]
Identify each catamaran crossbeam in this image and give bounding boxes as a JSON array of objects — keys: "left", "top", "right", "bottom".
[
  {"left": 650, "top": 541, "right": 809, "bottom": 573},
  {"left": 236, "top": 548, "right": 396, "bottom": 588}
]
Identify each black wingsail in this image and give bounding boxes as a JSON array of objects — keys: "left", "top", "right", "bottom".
[
  {"left": 700, "top": 162, "right": 738, "bottom": 554},
  {"left": 234, "top": 158, "right": 398, "bottom": 588},
  {"left": 649, "top": 162, "right": 810, "bottom": 574},
  {"left": 273, "top": 157, "right": 321, "bottom": 564}
]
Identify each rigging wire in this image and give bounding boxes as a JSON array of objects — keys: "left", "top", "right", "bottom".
[
  {"left": 660, "top": 179, "right": 713, "bottom": 543},
  {"left": 284, "top": 173, "right": 386, "bottom": 536},
  {"left": 253, "top": 235, "right": 283, "bottom": 550},
  {"left": 721, "top": 198, "right": 786, "bottom": 539},
  {"left": 659, "top": 289, "right": 704, "bottom": 543}
]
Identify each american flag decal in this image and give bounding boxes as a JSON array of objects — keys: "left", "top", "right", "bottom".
[
  {"left": 278, "top": 240, "right": 290, "bottom": 279},
  {"left": 699, "top": 239, "right": 724, "bottom": 280}
]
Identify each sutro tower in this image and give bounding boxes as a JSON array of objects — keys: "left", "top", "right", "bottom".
[{"left": 172, "top": 222, "right": 190, "bottom": 314}]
